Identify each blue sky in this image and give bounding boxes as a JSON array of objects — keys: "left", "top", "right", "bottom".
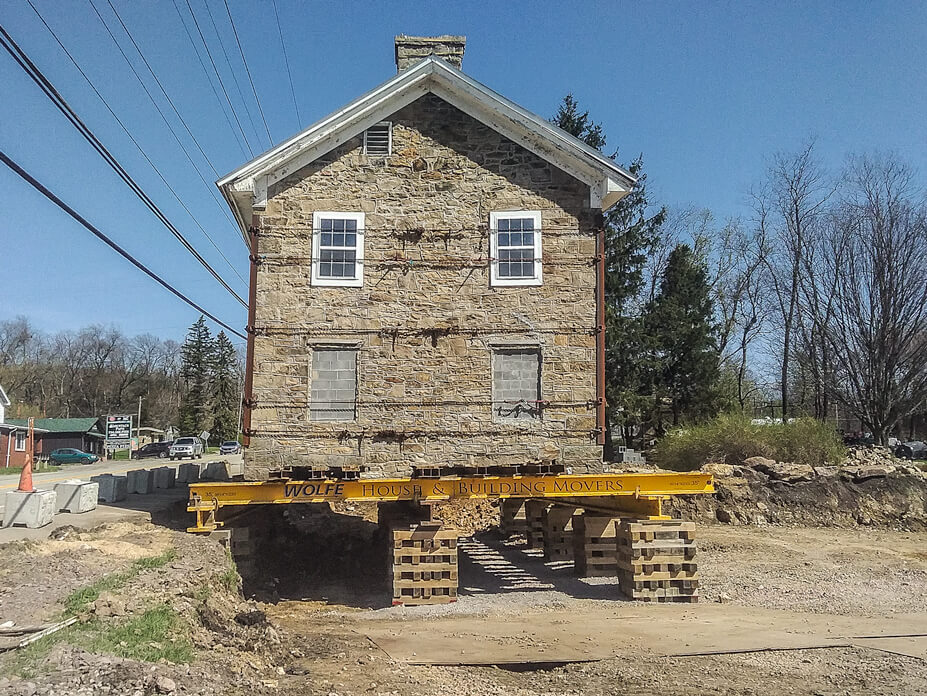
[{"left": 1, "top": 0, "right": 925, "bottom": 343}]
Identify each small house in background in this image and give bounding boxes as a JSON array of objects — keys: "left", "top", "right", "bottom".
[
  {"left": 0, "top": 385, "right": 48, "bottom": 468},
  {"left": 4, "top": 417, "right": 105, "bottom": 461}
]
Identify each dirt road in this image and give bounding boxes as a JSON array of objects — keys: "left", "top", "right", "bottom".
[{"left": 0, "top": 509, "right": 925, "bottom": 695}]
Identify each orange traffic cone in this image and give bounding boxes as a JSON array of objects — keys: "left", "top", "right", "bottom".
[
  {"left": 17, "top": 456, "right": 33, "bottom": 493},
  {"left": 17, "top": 418, "right": 34, "bottom": 493}
]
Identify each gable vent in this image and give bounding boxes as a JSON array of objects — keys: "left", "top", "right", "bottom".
[{"left": 363, "top": 122, "right": 392, "bottom": 156}]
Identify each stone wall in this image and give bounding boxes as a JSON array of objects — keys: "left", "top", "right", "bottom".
[{"left": 248, "top": 93, "right": 602, "bottom": 479}]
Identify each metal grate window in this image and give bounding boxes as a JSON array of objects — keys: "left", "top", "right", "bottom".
[
  {"left": 363, "top": 122, "right": 392, "bottom": 156},
  {"left": 310, "top": 348, "right": 357, "bottom": 422},
  {"left": 492, "top": 348, "right": 541, "bottom": 421}
]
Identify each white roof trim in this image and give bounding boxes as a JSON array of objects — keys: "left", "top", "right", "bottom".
[
  {"left": 0, "top": 385, "right": 9, "bottom": 408},
  {"left": 218, "top": 57, "right": 636, "bottom": 244}
]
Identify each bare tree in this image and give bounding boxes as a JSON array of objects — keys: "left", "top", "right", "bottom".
[
  {"left": 818, "top": 154, "right": 927, "bottom": 443},
  {"left": 753, "top": 141, "right": 835, "bottom": 420}
]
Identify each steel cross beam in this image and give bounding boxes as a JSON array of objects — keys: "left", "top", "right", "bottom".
[{"left": 187, "top": 473, "right": 714, "bottom": 532}]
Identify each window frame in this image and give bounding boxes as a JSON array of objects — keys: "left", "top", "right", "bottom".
[
  {"left": 490, "top": 345, "right": 543, "bottom": 424},
  {"left": 489, "top": 211, "right": 543, "bottom": 287},
  {"left": 14, "top": 431, "right": 27, "bottom": 451},
  {"left": 311, "top": 211, "right": 365, "bottom": 287},
  {"left": 309, "top": 345, "right": 359, "bottom": 423},
  {"left": 363, "top": 121, "right": 392, "bottom": 156}
]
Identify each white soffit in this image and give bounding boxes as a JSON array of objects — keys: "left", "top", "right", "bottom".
[{"left": 218, "top": 57, "right": 636, "bottom": 244}]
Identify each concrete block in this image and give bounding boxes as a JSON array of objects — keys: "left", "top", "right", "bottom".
[
  {"left": 202, "top": 461, "right": 231, "bottom": 481},
  {"left": 177, "top": 462, "right": 202, "bottom": 483},
  {"left": 2, "top": 489, "right": 57, "bottom": 528},
  {"left": 127, "top": 468, "right": 154, "bottom": 495},
  {"left": 54, "top": 480, "right": 99, "bottom": 513},
  {"left": 153, "top": 467, "right": 176, "bottom": 489},
  {"left": 91, "top": 474, "right": 128, "bottom": 502}
]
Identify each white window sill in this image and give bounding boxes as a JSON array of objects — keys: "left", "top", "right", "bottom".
[
  {"left": 312, "top": 277, "right": 364, "bottom": 287},
  {"left": 491, "top": 277, "right": 543, "bottom": 287}
]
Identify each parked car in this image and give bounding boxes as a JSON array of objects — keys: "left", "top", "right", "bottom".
[
  {"left": 219, "top": 440, "right": 241, "bottom": 455},
  {"left": 49, "top": 448, "right": 99, "bottom": 465},
  {"left": 169, "top": 437, "right": 203, "bottom": 461},
  {"left": 895, "top": 440, "right": 927, "bottom": 460},
  {"left": 133, "top": 441, "right": 173, "bottom": 460}
]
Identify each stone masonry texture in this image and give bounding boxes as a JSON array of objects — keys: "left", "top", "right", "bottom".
[{"left": 247, "top": 93, "right": 602, "bottom": 479}]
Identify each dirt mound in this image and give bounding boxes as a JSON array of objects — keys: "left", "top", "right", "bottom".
[
  {"left": 0, "top": 520, "right": 293, "bottom": 695},
  {"left": 670, "top": 458, "right": 927, "bottom": 529}
]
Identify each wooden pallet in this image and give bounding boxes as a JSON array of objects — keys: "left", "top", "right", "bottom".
[
  {"left": 524, "top": 500, "right": 550, "bottom": 549},
  {"left": 500, "top": 499, "right": 529, "bottom": 536},
  {"left": 389, "top": 523, "right": 459, "bottom": 605},
  {"left": 616, "top": 520, "right": 698, "bottom": 603},
  {"left": 573, "top": 514, "right": 619, "bottom": 577},
  {"left": 542, "top": 506, "right": 575, "bottom": 562}
]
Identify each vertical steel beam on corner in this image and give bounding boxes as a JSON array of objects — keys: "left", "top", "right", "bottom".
[
  {"left": 595, "top": 213, "right": 606, "bottom": 447},
  {"left": 243, "top": 217, "right": 260, "bottom": 448}
]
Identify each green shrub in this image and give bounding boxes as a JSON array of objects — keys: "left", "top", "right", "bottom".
[{"left": 652, "top": 413, "right": 845, "bottom": 471}]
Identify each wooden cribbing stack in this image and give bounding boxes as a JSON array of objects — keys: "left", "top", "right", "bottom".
[
  {"left": 524, "top": 500, "right": 549, "bottom": 549},
  {"left": 390, "top": 522, "right": 459, "bottom": 605},
  {"left": 499, "top": 498, "right": 529, "bottom": 537},
  {"left": 572, "top": 513, "right": 620, "bottom": 577},
  {"left": 616, "top": 520, "right": 699, "bottom": 603},
  {"left": 541, "top": 505, "right": 575, "bottom": 561}
]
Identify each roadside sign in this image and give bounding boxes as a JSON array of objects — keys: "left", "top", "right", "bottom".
[{"left": 105, "top": 415, "right": 132, "bottom": 450}]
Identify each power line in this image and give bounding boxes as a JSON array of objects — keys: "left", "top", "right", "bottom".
[
  {"left": 181, "top": 0, "right": 256, "bottom": 156},
  {"left": 25, "top": 0, "right": 247, "bottom": 288},
  {"left": 0, "top": 22, "right": 247, "bottom": 307},
  {"left": 271, "top": 0, "right": 301, "bottom": 130},
  {"left": 102, "top": 0, "right": 221, "bottom": 176},
  {"left": 200, "top": 0, "right": 265, "bottom": 149},
  {"left": 169, "top": 0, "right": 249, "bottom": 160},
  {"left": 0, "top": 149, "right": 246, "bottom": 340},
  {"left": 85, "top": 0, "right": 240, "bottom": 228},
  {"left": 222, "top": 0, "right": 272, "bottom": 146}
]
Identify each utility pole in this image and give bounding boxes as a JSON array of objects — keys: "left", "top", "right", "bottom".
[{"left": 136, "top": 396, "right": 143, "bottom": 450}]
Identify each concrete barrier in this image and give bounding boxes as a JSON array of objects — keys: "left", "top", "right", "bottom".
[
  {"left": 90, "top": 474, "right": 128, "bottom": 502},
  {"left": 177, "top": 462, "right": 202, "bottom": 483},
  {"left": 127, "top": 469, "right": 154, "bottom": 495},
  {"left": 2, "top": 489, "right": 57, "bottom": 528},
  {"left": 153, "top": 467, "right": 176, "bottom": 489},
  {"left": 54, "top": 480, "right": 99, "bottom": 513},
  {"left": 202, "top": 461, "right": 231, "bottom": 481}
]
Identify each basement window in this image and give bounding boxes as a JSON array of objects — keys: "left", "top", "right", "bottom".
[
  {"left": 310, "top": 348, "right": 358, "bottom": 422},
  {"left": 363, "top": 122, "right": 392, "bottom": 156},
  {"left": 490, "top": 211, "right": 543, "bottom": 287},
  {"left": 492, "top": 347, "right": 542, "bottom": 422},
  {"left": 312, "top": 212, "right": 365, "bottom": 287},
  {"left": 14, "top": 431, "right": 26, "bottom": 451}
]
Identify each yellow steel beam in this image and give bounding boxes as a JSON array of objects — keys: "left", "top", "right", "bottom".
[
  {"left": 188, "top": 472, "right": 710, "bottom": 506},
  {"left": 186, "top": 473, "right": 712, "bottom": 532}
]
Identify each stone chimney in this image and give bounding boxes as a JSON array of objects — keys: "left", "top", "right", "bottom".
[{"left": 394, "top": 35, "right": 466, "bottom": 72}]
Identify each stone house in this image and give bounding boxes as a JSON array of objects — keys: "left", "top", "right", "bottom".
[{"left": 219, "top": 36, "right": 635, "bottom": 480}]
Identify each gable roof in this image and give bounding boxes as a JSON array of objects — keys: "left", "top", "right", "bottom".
[
  {"left": 218, "top": 56, "right": 636, "bottom": 246},
  {"left": 6, "top": 417, "right": 102, "bottom": 435},
  {"left": 0, "top": 385, "right": 9, "bottom": 409}
]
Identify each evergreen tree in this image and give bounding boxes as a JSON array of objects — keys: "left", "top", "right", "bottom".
[
  {"left": 552, "top": 94, "right": 607, "bottom": 151},
  {"left": 646, "top": 245, "right": 720, "bottom": 426},
  {"left": 552, "top": 95, "right": 665, "bottom": 453},
  {"left": 211, "top": 331, "right": 240, "bottom": 442},
  {"left": 179, "top": 316, "right": 213, "bottom": 435}
]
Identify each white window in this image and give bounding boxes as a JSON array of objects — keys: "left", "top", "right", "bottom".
[
  {"left": 311, "top": 212, "right": 365, "bottom": 287},
  {"left": 363, "top": 122, "right": 392, "bottom": 155},
  {"left": 489, "top": 211, "right": 543, "bottom": 287},
  {"left": 14, "top": 431, "right": 26, "bottom": 451}
]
